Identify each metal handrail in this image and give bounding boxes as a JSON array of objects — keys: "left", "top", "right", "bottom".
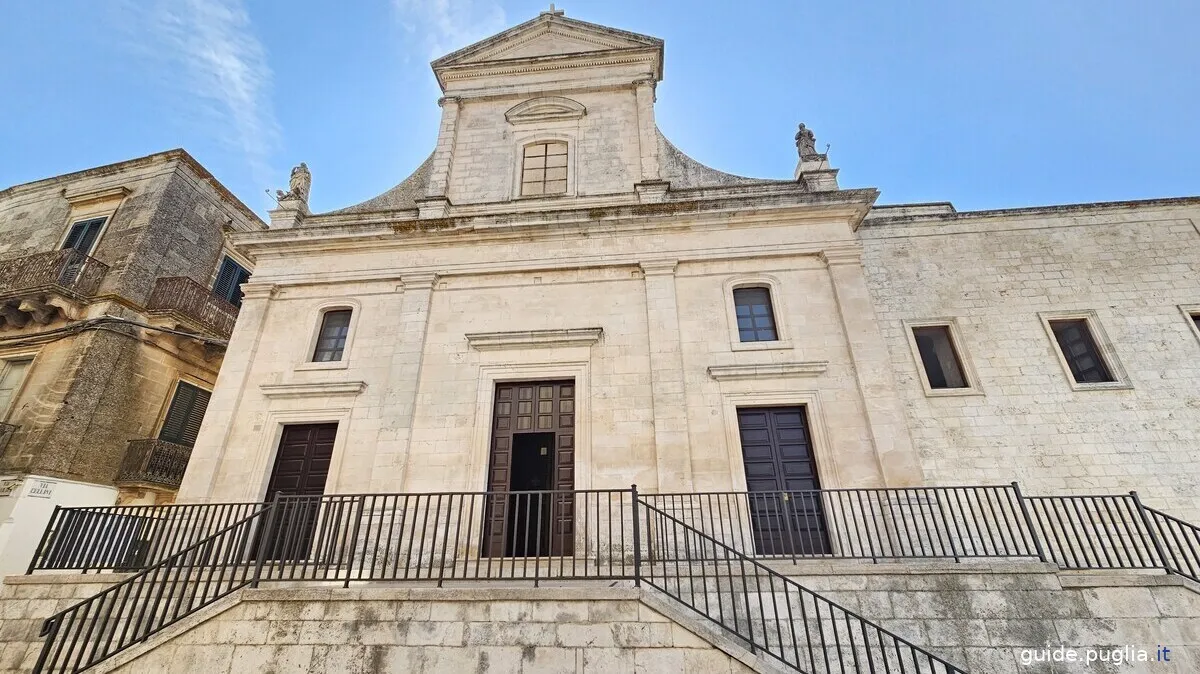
[
  {"left": 34, "top": 503, "right": 271, "bottom": 673},
  {"left": 28, "top": 502, "right": 265, "bottom": 574},
  {"left": 639, "top": 500, "right": 966, "bottom": 673},
  {"left": 640, "top": 485, "right": 1040, "bottom": 562}
]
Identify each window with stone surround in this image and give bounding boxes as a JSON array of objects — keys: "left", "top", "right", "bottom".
[
  {"left": 913, "top": 325, "right": 968, "bottom": 389},
  {"left": 1050, "top": 319, "right": 1113, "bottom": 383},
  {"left": 903, "top": 319, "right": 982, "bottom": 397},
  {"left": 158, "top": 381, "right": 212, "bottom": 447},
  {"left": 520, "top": 142, "right": 568, "bottom": 196},
  {"left": 312, "top": 310, "right": 352, "bottom": 362},
  {"left": 1039, "top": 311, "right": 1130, "bottom": 390},
  {"left": 733, "top": 287, "right": 778, "bottom": 342}
]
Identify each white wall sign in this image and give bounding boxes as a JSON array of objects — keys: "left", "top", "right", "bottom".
[{"left": 27, "top": 481, "right": 55, "bottom": 499}]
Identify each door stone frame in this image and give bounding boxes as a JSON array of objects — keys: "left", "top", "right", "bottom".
[
  {"left": 469, "top": 359, "right": 592, "bottom": 493},
  {"left": 247, "top": 408, "right": 353, "bottom": 503},
  {"left": 719, "top": 390, "right": 839, "bottom": 493}
]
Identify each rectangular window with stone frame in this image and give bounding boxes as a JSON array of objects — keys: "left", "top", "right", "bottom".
[{"left": 521, "top": 142, "right": 567, "bottom": 196}]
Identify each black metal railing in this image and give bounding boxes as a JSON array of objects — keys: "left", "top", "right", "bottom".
[
  {"left": 639, "top": 499, "right": 966, "bottom": 673},
  {"left": 33, "top": 489, "right": 965, "bottom": 674},
  {"left": 1144, "top": 505, "right": 1200, "bottom": 582},
  {"left": 640, "top": 485, "right": 1041, "bottom": 563},
  {"left": 115, "top": 439, "right": 192, "bottom": 490},
  {"left": 0, "top": 249, "right": 108, "bottom": 298},
  {"left": 34, "top": 505, "right": 269, "bottom": 674},
  {"left": 251, "top": 490, "right": 635, "bottom": 585},
  {"left": 28, "top": 502, "right": 264, "bottom": 574},
  {"left": 146, "top": 276, "right": 238, "bottom": 337}
]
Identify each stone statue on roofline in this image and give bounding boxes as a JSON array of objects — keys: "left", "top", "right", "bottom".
[
  {"left": 795, "top": 123, "right": 818, "bottom": 159},
  {"left": 275, "top": 162, "right": 311, "bottom": 203}
]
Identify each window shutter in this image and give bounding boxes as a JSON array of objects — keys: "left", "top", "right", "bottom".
[
  {"left": 158, "top": 383, "right": 212, "bottom": 447},
  {"left": 212, "top": 257, "right": 251, "bottom": 307},
  {"left": 61, "top": 218, "right": 105, "bottom": 255}
]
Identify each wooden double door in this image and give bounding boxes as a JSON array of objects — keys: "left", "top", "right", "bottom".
[
  {"left": 482, "top": 380, "right": 576, "bottom": 557},
  {"left": 737, "top": 407, "right": 830, "bottom": 555},
  {"left": 262, "top": 423, "right": 337, "bottom": 560}
]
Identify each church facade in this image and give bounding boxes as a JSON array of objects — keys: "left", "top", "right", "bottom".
[{"left": 176, "top": 11, "right": 1200, "bottom": 523}]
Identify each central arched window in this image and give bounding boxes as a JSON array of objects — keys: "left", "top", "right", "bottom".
[{"left": 521, "top": 142, "right": 568, "bottom": 196}]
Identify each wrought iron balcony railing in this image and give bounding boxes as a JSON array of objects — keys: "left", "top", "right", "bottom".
[
  {"left": 115, "top": 438, "right": 192, "bottom": 489},
  {"left": 0, "top": 249, "right": 108, "bottom": 299},
  {"left": 146, "top": 276, "right": 239, "bottom": 337}
]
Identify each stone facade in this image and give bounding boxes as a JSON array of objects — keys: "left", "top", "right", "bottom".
[
  {"left": 175, "top": 11, "right": 1200, "bottom": 524},
  {"left": 0, "top": 150, "right": 263, "bottom": 575},
  {"left": 4, "top": 565, "right": 1199, "bottom": 673},
  {"left": 861, "top": 201, "right": 1200, "bottom": 520}
]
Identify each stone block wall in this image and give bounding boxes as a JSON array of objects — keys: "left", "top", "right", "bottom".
[
  {"left": 861, "top": 202, "right": 1200, "bottom": 519},
  {"left": 98, "top": 587, "right": 756, "bottom": 674}
]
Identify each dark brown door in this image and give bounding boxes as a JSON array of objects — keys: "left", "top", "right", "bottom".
[
  {"left": 483, "top": 381, "right": 575, "bottom": 556},
  {"left": 737, "top": 407, "right": 829, "bottom": 555},
  {"left": 264, "top": 423, "right": 337, "bottom": 560}
]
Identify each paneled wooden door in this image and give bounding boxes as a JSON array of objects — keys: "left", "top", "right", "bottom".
[
  {"left": 483, "top": 381, "right": 576, "bottom": 557},
  {"left": 263, "top": 423, "right": 337, "bottom": 560},
  {"left": 737, "top": 407, "right": 830, "bottom": 555}
]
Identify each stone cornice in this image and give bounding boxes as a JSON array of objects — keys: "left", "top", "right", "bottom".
[
  {"left": 231, "top": 188, "right": 879, "bottom": 258},
  {"left": 259, "top": 382, "right": 366, "bottom": 398},
  {"left": 438, "top": 48, "right": 661, "bottom": 88},
  {"left": 707, "top": 361, "right": 829, "bottom": 381},
  {"left": 64, "top": 185, "right": 131, "bottom": 206},
  {"left": 639, "top": 260, "right": 678, "bottom": 276},
  {"left": 819, "top": 246, "right": 863, "bottom": 266},
  {"left": 465, "top": 328, "right": 603, "bottom": 351},
  {"left": 239, "top": 283, "right": 279, "bottom": 301}
]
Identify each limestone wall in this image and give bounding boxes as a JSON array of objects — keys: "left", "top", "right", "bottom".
[{"left": 860, "top": 201, "right": 1200, "bottom": 519}]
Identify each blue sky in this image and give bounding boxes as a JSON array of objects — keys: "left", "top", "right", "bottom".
[{"left": 2, "top": 1, "right": 1197, "bottom": 217}]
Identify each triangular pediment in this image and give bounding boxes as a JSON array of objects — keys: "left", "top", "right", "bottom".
[{"left": 433, "top": 13, "right": 662, "bottom": 68}]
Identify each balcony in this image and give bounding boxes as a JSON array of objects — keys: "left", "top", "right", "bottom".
[
  {"left": 146, "top": 276, "right": 239, "bottom": 338},
  {"left": 115, "top": 438, "right": 192, "bottom": 490},
  {"left": 0, "top": 250, "right": 109, "bottom": 328}
]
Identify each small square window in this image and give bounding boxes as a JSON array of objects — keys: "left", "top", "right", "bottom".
[
  {"left": 312, "top": 310, "right": 352, "bottom": 362},
  {"left": 1048, "top": 319, "right": 1114, "bottom": 384},
  {"left": 733, "top": 287, "right": 778, "bottom": 342},
  {"left": 912, "top": 325, "right": 968, "bottom": 389}
]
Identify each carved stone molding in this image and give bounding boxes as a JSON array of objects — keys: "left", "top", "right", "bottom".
[
  {"left": 63, "top": 185, "right": 130, "bottom": 206},
  {"left": 505, "top": 96, "right": 586, "bottom": 125},
  {"left": 401, "top": 273, "right": 439, "bottom": 290},
  {"left": 707, "top": 361, "right": 829, "bottom": 381},
  {"left": 819, "top": 247, "right": 862, "bottom": 266},
  {"left": 639, "top": 259, "right": 678, "bottom": 276},
  {"left": 466, "top": 327, "right": 603, "bottom": 351},
  {"left": 239, "top": 283, "right": 279, "bottom": 301},
  {"left": 259, "top": 381, "right": 367, "bottom": 398}
]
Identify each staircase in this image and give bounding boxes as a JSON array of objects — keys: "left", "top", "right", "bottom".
[{"left": 20, "top": 486, "right": 1200, "bottom": 672}]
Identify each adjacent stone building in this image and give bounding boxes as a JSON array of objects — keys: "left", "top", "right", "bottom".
[{"left": 0, "top": 150, "right": 264, "bottom": 575}]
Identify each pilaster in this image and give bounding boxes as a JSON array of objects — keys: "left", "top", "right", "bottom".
[
  {"left": 176, "top": 283, "right": 278, "bottom": 502},
  {"left": 634, "top": 79, "right": 661, "bottom": 183},
  {"left": 422, "top": 97, "right": 462, "bottom": 213},
  {"left": 821, "top": 247, "right": 923, "bottom": 487},
  {"left": 640, "top": 259, "right": 693, "bottom": 491},
  {"left": 372, "top": 273, "right": 439, "bottom": 491}
]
